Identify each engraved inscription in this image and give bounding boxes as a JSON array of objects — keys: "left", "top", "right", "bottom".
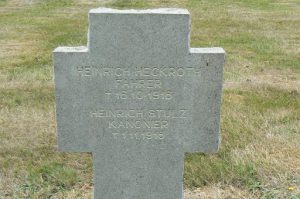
[
  {"left": 75, "top": 65, "right": 201, "bottom": 101},
  {"left": 115, "top": 79, "right": 162, "bottom": 89},
  {"left": 104, "top": 90, "right": 173, "bottom": 100},
  {"left": 112, "top": 132, "right": 165, "bottom": 140},
  {"left": 91, "top": 109, "right": 187, "bottom": 119},
  {"left": 108, "top": 120, "right": 168, "bottom": 129},
  {"left": 91, "top": 109, "right": 188, "bottom": 141},
  {"left": 76, "top": 66, "right": 202, "bottom": 78},
  {"left": 78, "top": 65, "right": 191, "bottom": 142}
]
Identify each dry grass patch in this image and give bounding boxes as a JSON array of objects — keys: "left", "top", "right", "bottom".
[
  {"left": 0, "top": 107, "right": 93, "bottom": 198},
  {"left": 224, "top": 68, "right": 300, "bottom": 92},
  {"left": 50, "top": 183, "right": 93, "bottom": 199},
  {"left": 185, "top": 185, "right": 258, "bottom": 199}
]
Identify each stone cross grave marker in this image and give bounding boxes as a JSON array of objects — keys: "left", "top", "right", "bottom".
[{"left": 54, "top": 8, "right": 225, "bottom": 199}]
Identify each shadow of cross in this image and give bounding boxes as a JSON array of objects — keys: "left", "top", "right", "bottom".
[{"left": 53, "top": 8, "right": 225, "bottom": 199}]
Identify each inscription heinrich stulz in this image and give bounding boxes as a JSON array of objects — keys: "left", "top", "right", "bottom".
[
  {"left": 90, "top": 109, "right": 187, "bottom": 119},
  {"left": 91, "top": 109, "right": 187, "bottom": 141}
]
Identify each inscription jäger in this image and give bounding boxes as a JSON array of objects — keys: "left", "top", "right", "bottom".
[{"left": 54, "top": 8, "right": 225, "bottom": 199}]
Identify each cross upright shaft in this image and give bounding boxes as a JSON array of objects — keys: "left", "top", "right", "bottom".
[{"left": 54, "top": 7, "right": 225, "bottom": 199}]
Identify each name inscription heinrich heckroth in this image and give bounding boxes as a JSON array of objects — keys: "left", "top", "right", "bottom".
[{"left": 75, "top": 65, "right": 201, "bottom": 142}]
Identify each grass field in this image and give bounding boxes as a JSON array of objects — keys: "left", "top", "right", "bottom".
[{"left": 0, "top": 0, "right": 299, "bottom": 198}]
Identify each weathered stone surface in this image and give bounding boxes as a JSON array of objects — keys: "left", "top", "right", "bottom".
[{"left": 54, "top": 7, "right": 225, "bottom": 199}]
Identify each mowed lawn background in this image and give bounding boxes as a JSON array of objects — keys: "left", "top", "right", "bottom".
[{"left": 0, "top": 0, "right": 299, "bottom": 198}]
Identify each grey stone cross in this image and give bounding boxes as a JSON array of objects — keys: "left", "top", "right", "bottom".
[{"left": 54, "top": 8, "right": 225, "bottom": 199}]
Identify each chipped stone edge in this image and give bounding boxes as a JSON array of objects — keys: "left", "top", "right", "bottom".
[
  {"left": 53, "top": 46, "right": 88, "bottom": 53},
  {"left": 190, "top": 47, "right": 225, "bottom": 54}
]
